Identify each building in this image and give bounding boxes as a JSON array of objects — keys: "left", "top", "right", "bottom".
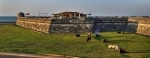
[{"left": 52, "top": 11, "right": 88, "bottom": 19}]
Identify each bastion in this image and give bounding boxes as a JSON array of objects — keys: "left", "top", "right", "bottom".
[
  {"left": 16, "top": 17, "right": 150, "bottom": 36},
  {"left": 16, "top": 17, "right": 91, "bottom": 33}
]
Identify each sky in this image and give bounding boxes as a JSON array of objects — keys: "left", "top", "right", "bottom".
[{"left": 0, "top": 0, "right": 150, "bottom": 16}]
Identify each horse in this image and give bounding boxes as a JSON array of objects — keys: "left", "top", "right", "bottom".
[{"left": 108, "top": 45, "right": 120, "bottom": 52}]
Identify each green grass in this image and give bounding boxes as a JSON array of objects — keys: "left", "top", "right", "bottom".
[{"left": 0, "top": 25, "right": 150, "bottom": 58}]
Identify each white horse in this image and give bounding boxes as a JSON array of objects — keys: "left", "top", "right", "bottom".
[{"left": 108, "top": 45, "right": 120, "bottom": 51}]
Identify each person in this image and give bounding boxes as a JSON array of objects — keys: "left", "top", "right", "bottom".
[
  {"left": 87, "top": 32, "right": 91, "bottom": 37},
  {"left": 95, "top": 29, "right": 99, "bottom": 37},
  {"left": 87, "top": 32, "right": 91, "bottom": 42}
]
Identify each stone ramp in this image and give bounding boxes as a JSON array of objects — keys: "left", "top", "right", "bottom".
[{"left": 0, "top": 52, "right": 79, "bottom": 58}]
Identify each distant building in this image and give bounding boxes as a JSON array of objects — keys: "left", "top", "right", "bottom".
[{"left": 52, "top": 11, "right": 88, "bottom": 19}]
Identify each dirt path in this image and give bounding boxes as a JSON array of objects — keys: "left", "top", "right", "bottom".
[{"left": 0, "top": 52, "right": 69, "bottom": 58}]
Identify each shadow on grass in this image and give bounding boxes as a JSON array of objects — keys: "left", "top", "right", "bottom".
[
  {"left": 93, "top": 35, "right": 135, "bottom": 43},
  {"left": 81, "top": 56, "right": 102, "bottom": 58},
  {"left": 146, "top": 41, "right": 150, "bottom": 42},
  {"left": 108, "top": 40, "right": 136, "bottom": 43},
  {"left": 127, "top": 51, "right": 150, "bottom": 53},
  {"left": 93, "top": 35, "right": 106, "bottom": 41},
  {"left": 120, "top": 53, "right": 130, "bottom": 58},
  {"left": 105, "top": 36, "right": 128, "bottom": 38},
  {"left": 126, "top": 50, "right": 150, "bottom": 53}
]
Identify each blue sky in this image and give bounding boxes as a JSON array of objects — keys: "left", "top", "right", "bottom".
[{"left": 0, "top": 0, "right": 150, "bottom": 16}]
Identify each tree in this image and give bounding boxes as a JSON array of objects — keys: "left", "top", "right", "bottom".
[{"left": 17, "top": 12, "right": 25, "bottom": 17}]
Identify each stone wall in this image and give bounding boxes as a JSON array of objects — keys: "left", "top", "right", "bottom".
[
  {"left": 128, "top": 18, "right": 150, "bottom": 36},
  {"left": 91, "top": 18, "right": 128, "bottom": 33},
  {"left": 126, "top": 22, "right": 138, "bottom": 33},
  {"left": 16, "top": 18, "right": 51, "bottom": 33},
  {"left": 16, "top": 17, "right": 150, "bottom": 36},
  {"left": 16, "top": 18, "right": 91, "bottom": 33},
  {"left": 49, "top": 19, "right": 91, "bottom": 33},
  {"left": 92, "top": 18, "right": 150, "bottom": 36}
]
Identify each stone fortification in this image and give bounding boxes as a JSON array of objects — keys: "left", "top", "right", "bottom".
[
  {"left": 16, "top": 18, "right": 91, "bottom": 33},
  {"left": 16, "top": 17, "right": 150, "bottom": 36},
  {"left": 91, "top": 18, "right": 128, "bottom": 33},
  {"left": 16, "top": 18, "right": 51, "bottom": 33},
  {"left": 128, "top": 17, "right": 150, "bottom": 36},
  {"left": 49, "top": 19, "right": 91, "bottom": 33}
]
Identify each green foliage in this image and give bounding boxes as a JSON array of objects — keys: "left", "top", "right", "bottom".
[
  {"left": 17, "top": 12, "right": 25, "bottom": 17},
  {"left": 0, "top": 25, "right": 150, "bottom": 58}
]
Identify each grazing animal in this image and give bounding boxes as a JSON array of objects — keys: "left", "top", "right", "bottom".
[
  {"left": 117, "top": 31, "right": 126, "bottom": 34},
  {"left": 120, "top": 48, "right": 126, "bottom": 53},
  {"left": 87, "top": 37, "right": 91, "bottom": 42},
  {"left": 102, "top": 39, "right": 108, "bottom": 43},
  {"left": 76, "top": 34, "right": 80, "bottom": 37},
  {"left": 108, "top": 45, "right": 120, "bottom": 51},
  {"left": 122, "top": 32, "right": 125, "bottom": 34},
  {"left": 117, "top": 31, "right": 121, "bottom": 34}
]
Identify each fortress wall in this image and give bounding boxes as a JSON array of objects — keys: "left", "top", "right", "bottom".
[
  {"left": 129, "top": 18, "right": 150, "bottom": 36},
  {"left": 91, "top": 18, "right": 128, "bottom": 33},
  {"left": 16, "top": 17, "right": 150, "bottom": 36},
  {"left": 16, "top": 18, "right": 51, "bottom": 33},
  {"left": 49, "top": 19, "right": 91, "bottom": 33},
  {"left": 93, "top": 18, "right": 150, "bottom": 36},
  {"left": 16, "top": 18, "right": 92, "bottom": 33},
  {"left": 94, "top": 23, "right": 127, "bottom": 31},
  {"left": 126, "top": 22, "right": 138, "bottom": 33},
  {"left": 49, "top": 24, "right": 91, "bottom": 33}
]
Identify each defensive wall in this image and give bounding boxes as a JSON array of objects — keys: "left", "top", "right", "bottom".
[
  {"left": 16, "top": 18, "right": 91, "bottom": 33},
  {"left": 91, "top": 18, "right": 128, "bottom": 32},
  {"left": 91, "top": 18, "right": 138, "bottom": 33},
  {"left": 128, "top": 17, "right": 150, "bottom": 36},
  {"left": 16, "top": 17, "right": 150, "bottom": 36},
  {"left": 16, "top": 18, "right": 51, "bottom": 33}
]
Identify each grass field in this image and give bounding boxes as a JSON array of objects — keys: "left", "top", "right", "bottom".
[{"left": 0, "top": 25, "right": 150, "bottom": 58}]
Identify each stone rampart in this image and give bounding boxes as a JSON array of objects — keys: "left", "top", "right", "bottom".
[
  {"left": 128, "top": 18, "right": 150, "bottom": 36},
  {"left": 16, "top": 17, "right": 150, "bottom": 36},
  {"left": 16, "top": 18, "right": 51, "bottom": 33},
  {"left": 16, "top": 18, "right": 91, "bottom": 33},
  {"left": 91, "top": 18, "right": 128, "bottom": 33},
  {"left": 49, "top": 19, "right": 91, "bottom": 33}
]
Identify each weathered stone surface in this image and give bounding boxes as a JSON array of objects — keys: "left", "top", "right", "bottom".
[
  {"left": 49, "top": 24, "right": 91, "bottom": 33},
  {"left": 128, "top": 17, "right": 150, "bottom": 36},
  {"left": 16, "top": 18, "right": 51, "bottom": 33},
  {"left": 16, "top": 17, "right": 150, "bottom": 36},
  {"left": 126, "top": 22, "right": 138, "bottom": 33},
  {"left": 136, "top": 24, "right": 150, "bottom": 36},
  {"left": 16, "top": 18, "right": 92, "bottom": 33},
  {"left": 91, "top": 18, "right": 128, "bottom": 33}
]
